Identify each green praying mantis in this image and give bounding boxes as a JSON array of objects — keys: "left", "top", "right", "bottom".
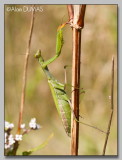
[{"left": 35, "top": 23, "right": 106, "bottom": 137}]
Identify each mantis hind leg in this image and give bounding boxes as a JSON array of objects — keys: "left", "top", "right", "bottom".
[
  {"left": 63, "top": 66, "right": 106, "bottom": 133},
  {"left": 64, "top": 64, "right": 85, "bottom": 117},
  {"left": 67, "top": 100, "right": 107, "bottom": 134}
]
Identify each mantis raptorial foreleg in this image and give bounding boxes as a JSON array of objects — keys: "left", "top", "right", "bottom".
[{"left": 40, "top": 23, "right": 67, "bottom": 69}]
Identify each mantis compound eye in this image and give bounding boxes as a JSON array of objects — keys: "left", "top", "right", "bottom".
[{"left": 34, "top": 49, "right": 41, "bottom": 58}]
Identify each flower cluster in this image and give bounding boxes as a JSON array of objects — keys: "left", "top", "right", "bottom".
[
  {"left": 5, "top": 121, "right": 14, "bottom": 130},
  {"left": 5, "top": 133, "right": 23, "bottom": 149},
  {"left": 29, "top": 118, "right": 41, "bottom": 130},
  {"left": 5, "top": 118, "right": 41, "bottom": 150}
]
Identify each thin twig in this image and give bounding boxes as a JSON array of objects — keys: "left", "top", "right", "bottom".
[
  {"left": 70, "top": 5, "right": 86, "bottom": 155},
  {"left": 17, "top": 5, "right": 35, "bottom": 134},
  {"left": 102, "top": 57, "right": 114, "bottom": 155}
]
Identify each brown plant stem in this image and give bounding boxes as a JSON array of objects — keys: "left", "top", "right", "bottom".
[
  {"left": 78, "top": 5, "right": 86, "bottom": 28},
  {"left": 70, "top": 5, "right": 86, "bottom": 155},
  {"left": 67, "top": 5, "right": 74, "bottom": 23},
  {"left": 71, "top": 28, "right": 81, "bottom": 155},
  {"left": 102, "top": 57, "right": 114, "bottom": 155},
  {"left": 17, "top": 5, "right": 35, "bottom": 134}
]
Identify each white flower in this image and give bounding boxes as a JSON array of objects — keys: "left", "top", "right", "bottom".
[
  {"left": 29, "top": 118, "right": 37, "bottom": 129},
  {"left": 15, "top": 134, "right": 22, "bottom": 141},
  {"left": 5, "top": 144, "right": 10, "bottom": 149},
  {"left": 9, "top": 123, "right": 14, "bottom": 129},
  {"left": 5, "top": 121, "right": 14, "bottom": 129},
  {"left": 8, "top": 134, "right": 13, "bottom": 140},
  {"left": 29, "top": 122, "right": 36, "bottom": 129},
  {"left": 29, "top": 118, "right": 41, "bottom": 130},
  {"left": 5, "top": 134, "right": 15, "bottom": 148},
  {"left": 30, "top": 118, "right": 36, "bottom": 123},
  {"left": 5, "top": 132, "right": 7, "bottom": 137},
  {"left": 9, "top": 139, "right": 15, "bottom": 145},
  {"left": 20, "top": 123, "right": 25, "bottom": 129},
  {"left": 5, "top": 121, "right": 10, "bottom": 129},
  {"left": 8, "top": 135, "right": 15, "bottom": 145},
  {"left": 5, "top": 133, "right": 7, "bottom": 143}
]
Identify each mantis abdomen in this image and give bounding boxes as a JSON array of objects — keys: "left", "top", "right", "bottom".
[{"left": 48, "top": 79, "right": 71, "bottom": 137}]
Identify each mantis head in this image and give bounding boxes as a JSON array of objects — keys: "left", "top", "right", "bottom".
[
  {"left": 35, "top": 49, "right": 45, "bottom": 67},
  {"left": 35, "top": 49, "right": 41, "bottom": 58}
]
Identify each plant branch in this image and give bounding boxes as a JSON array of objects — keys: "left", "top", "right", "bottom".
[
  {"left": 17, "top": 5, "right": 35, "bottom": 134},
  {"left": 102, "top": 57, "right": 114, "bottom": 155},
  {"left": 70, "top": 5, "right": 86, "bottom": 155}
]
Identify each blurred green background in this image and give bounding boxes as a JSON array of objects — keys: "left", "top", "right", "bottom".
[{"left": 5, "top": 5, "right": 117, "bottom": 155}]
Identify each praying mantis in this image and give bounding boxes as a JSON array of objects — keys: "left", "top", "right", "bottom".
[{"left": 35, "top": 23, "right": 106, "bottom": 137}]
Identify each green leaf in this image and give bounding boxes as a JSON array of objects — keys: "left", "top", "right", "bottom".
[
  {"left": 22, "top": 151, "right": 32, "bottom": 156},
  {"left": 6, "top": 150, "right": 15, "bottom": 156},
  {"left": 22, "top": 133, "right": 54, "bottom": 155}
]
